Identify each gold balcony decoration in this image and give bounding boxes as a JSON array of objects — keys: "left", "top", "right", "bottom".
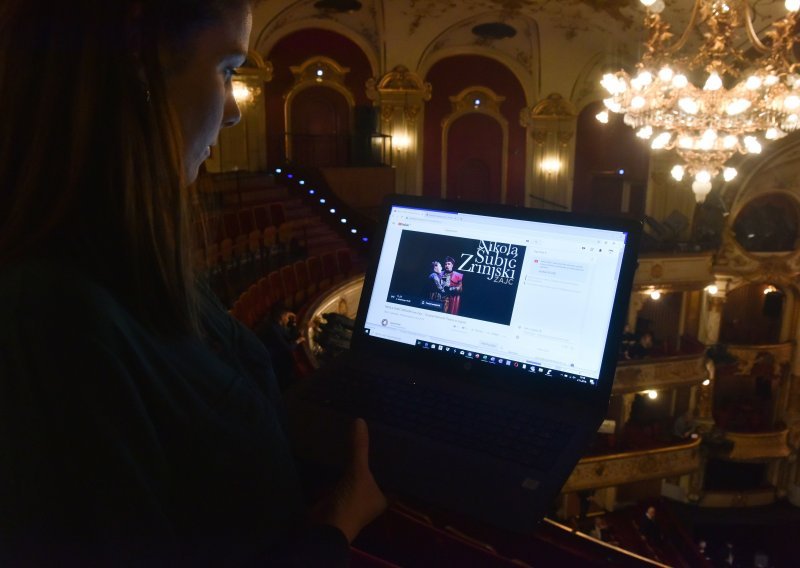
[{"left": 599, "top": 0, "right": 800, "bottom": 203}]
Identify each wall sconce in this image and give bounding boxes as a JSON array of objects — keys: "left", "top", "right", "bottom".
[
  {"left": 232, "top": 80, "right": 254, "bottom": 105},
  {"left": 595, "top": 110, "right": 609, "bottom": 124},
  {"left": 644, "top": 390, "right": 658, "bottom": 400},
  {"left": 649, "top": 290, "right": 661, "bottom": 300},
  {"left": 540, "top": 157, "right": 562, "bottom": 174},
  {"left": 705, "top": 284, "right": 718, "bottom": 295},
  {"left": 763, "top": 285, "right": 779, "bottom": 295},
  {"left": 393, "top": 133, "right": 411, "bottom": 151}
]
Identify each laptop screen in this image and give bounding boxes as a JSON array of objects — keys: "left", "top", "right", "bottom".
[{"left": 362, "top": 204, "right": 631, "bottom": 388}]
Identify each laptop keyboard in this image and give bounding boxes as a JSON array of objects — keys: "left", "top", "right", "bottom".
[{"left": 304, "top": 371, "right": 576, "bottom": 472}]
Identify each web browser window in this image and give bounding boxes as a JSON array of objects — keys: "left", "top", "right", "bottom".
[{"left": 363, "top": 205, "right": 629, "bottom": 386}]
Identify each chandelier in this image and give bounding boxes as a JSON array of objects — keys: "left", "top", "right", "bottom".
[{"left": 599, "top": 0, "right": 800, "bottom": 202}]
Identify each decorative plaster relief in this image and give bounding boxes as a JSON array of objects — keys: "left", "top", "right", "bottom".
[
  {"left": 402, "top": 0, "right": 640, "bottom": 37},
  {"left": 634, "top": 253, "right": 714, "bottom": 289}
]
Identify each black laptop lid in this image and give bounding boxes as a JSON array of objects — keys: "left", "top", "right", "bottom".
[{"left": 352, "top": 195, "right": 641, "bottom": 403}]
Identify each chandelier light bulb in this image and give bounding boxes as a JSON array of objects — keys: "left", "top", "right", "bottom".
[
  {"left": 723, "top": 167, "right": 738, "bottom": 181},
  {"left": 765, "top": 127, "right": 783, "bottom": 140},
  {"left": 671, "top": 165, "right": 685, "bottom": 181},
  {"left": 678, "top": 97, "right": 700, "bottom": 114},
  {"left": 743, "top": 136, "right": 762, "bottom": 153},
  {"left": 631, "top": 95, "right": 646, "bottom": 109},
  {"left": 784, "top": 95, "right": 800, "bottom": 110},
  {"left": 651, "top": 0, "right": 666, "bottom": 13},
  {"left": 637, "top": 125, "right": 654, "bottom": 139},
  {"left": 726, "top": 99, "right": 751, "bottom": 115},
  {"left": 601, "top": 73, "right": 618, "bottom": 94},
  {"left": 745, "top": 75, "right": 763, "bottom": 90},
  {"left": 651, "top": 132, "right": 672, "bottom": 149},
  {"left": 636, "top": 71, "right": 653, "bottom": 86},
  {"left": 678, "top": 135, "right": 695, "bottom": 148},
  {"left": 704, "top": 72, "right": 723, "bottom": 91},
  {"left": 692, "top": 179, "right": 713, "bottom": 202},
  {"left": 699, "top": 129, "right": 718, "bottom": 149},
  {"left": 765, "top": 75, "right": 779, "bottom": 86},
  {"left": 595, "top": 110, "right": 609, "bottom": 124},
  {"left": 640, "top": 0, "right": 657, "bottom": 6},
  {"left": 672, "top": 74, "right": 689, "bottom": 88},
  {"left": 696, "top": 170, "right": 712, "bottom": 183},
  {"left": 603, "top": 98, "right": 622, "bottom": 113},
  {"left": 658, "top": 67, "right": 674, "bottom": 82},
  {"left": 787, "top": 0, "right": 800, "bottom": 11},
  {"left": 723, "top": 135, "right": 738, "bottom": 148}
]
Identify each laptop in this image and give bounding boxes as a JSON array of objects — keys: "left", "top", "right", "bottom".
[{"left": 287, "top": 194, "right": 641, "bottom": 533}]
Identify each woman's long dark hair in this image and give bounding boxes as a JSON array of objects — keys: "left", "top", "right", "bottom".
[{"left": 0, "top": 0, "right": 250, "bottom": 336}]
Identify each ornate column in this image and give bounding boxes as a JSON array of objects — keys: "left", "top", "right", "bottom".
[
  {"left": 366, "top": 66, "right": 431, "bottom": 195},
  {"left": 207, "top": 51, "right": 272, "bottom": 173},
  {"left": 698, "top": 288, "right": 726, "bottom": 346},
  {"left": 521, "top": 93, "right": 576, "bottom": 211}
]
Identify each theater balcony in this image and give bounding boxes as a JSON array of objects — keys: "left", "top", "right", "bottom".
[
  {"left": 634, "top": 252, "right": 716, "bottom": 291},
  {"left": 612, "top": 354, "right": 708, "bottom": 394},
  {"left": 562, "top": 438, "right": 703, "bottom": 493}
]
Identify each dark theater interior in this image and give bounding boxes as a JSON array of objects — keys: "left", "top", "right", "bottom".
[{"left": 4, "top": 0, "right": 800, "bottom": 566}]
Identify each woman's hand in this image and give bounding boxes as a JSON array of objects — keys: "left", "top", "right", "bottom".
[{"left": 313, "top": 418, "right": 388, "bottom": 543}]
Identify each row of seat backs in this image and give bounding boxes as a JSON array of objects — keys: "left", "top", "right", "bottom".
[{"left": 230, "top": 249, "right": 354, "bottom": 329}]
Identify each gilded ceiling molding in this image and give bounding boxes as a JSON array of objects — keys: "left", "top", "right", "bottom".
[
  {"left": 714, "top": 224, "right": 800, "bottom": 283},
  {"left": 289, "top": 56, "right": 351, "bottom": 89},
  {"left": 447, "top": 86, "right": 505, "bottom": 116},
  {"left": 365, "top": 65, "right": 432, "bottom": 124},
  {"left": 727, "top": 137, "right": 800, "bottom": 215},
  {"left": 521, "top": 93, "right": 577, "bottom": 147}
]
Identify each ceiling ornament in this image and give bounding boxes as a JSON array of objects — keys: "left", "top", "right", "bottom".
[{"left": 598, "top": 0, "right": 800, "bottom": 203}]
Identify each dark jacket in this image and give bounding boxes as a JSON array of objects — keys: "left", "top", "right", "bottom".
[{"left": 0, "top": 259, "right": 348, "bottom": 566}]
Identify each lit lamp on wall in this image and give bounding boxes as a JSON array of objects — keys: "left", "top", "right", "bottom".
[
  {"left": 540, "top": 157, "right": 562, "bottom": 174},
  {"left": 599, "top": 0, "right": 800, "bottom": 202},
  {"left": 392, "top": 131, "right": 412, "bottom": 151},
  {"left": 232, "top": 80, "right": 255, "bottom": 106}
]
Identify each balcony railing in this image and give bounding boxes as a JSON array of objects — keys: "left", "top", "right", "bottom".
[
  {"left": 284, "top": 133, "right": 393, "bottom": 168},
  {"left": 724, "top": 429, "right": 792, "bottom": 460},
  {"left": 613, "top": 353, "right": 709, "bottom": 394},
  {"left": 562, "top": 438, "right": 702, "bottom": 492},
  {"left": 634, "top": 252, "right": 715, "bottom": 289}
]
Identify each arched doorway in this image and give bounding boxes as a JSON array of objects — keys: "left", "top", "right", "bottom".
[
  {"left": 445, "top": 114, "right": 503, "bottom": 202},
  {"left": 288, "top": 86, "right": 350, "bottom": 167}
]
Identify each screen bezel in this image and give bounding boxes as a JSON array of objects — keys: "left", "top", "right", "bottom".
[{"left": 351, "top": 195, "right": 642, "bottom": 405}]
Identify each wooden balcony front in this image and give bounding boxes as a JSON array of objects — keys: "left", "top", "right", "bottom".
[
  {"left": 634, "top": 252, "right": 714, "bottom": 290},
  {"left": 562, "top": 438, "right": 702, "bottom": 492},
  {"left": 613, "top": 354, "right": 708, "bottom": 394},
  {"left": 724, "top": 429, "right": 792, "bottom": 461}
]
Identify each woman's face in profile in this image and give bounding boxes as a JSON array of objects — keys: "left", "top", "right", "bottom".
[{"left": 162, "top": 3, "right": 253, "bottom": 185}]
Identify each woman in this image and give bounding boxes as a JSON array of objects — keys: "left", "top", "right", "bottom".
[{"left": 0, "top": 1, "right": 385, "bottom": 564}]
